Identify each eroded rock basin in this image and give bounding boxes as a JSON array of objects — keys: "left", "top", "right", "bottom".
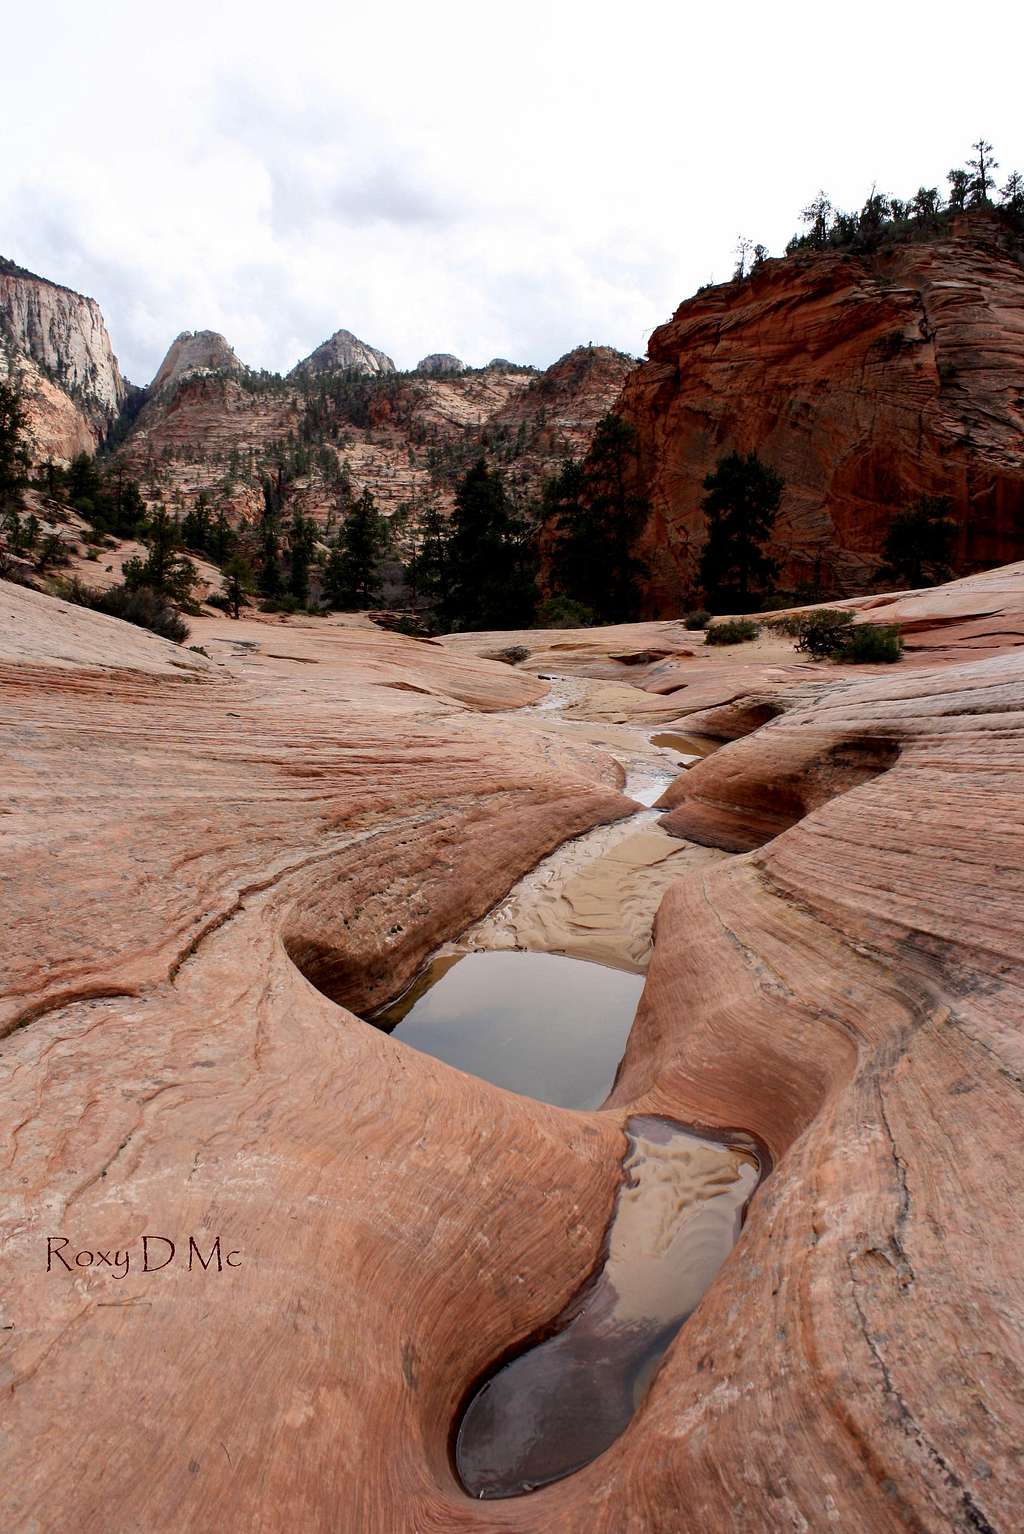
[
  {"left": 456, "top": 1115, "right": 762, "bottom": 1499},
  {"left": 369, "top": 950, "right": 645, "bottom": 1109}
]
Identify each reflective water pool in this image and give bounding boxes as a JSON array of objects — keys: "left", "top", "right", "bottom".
[
  {"left": 368, "top": 950, "right": 645, "bottom": 1110},
  {"left": 455, "top": 1115, "right": 763, "bottom": 1498}
]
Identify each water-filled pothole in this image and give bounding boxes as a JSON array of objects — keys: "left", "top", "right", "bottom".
[
  {"left": 649, "top": 731, "right": 718, "bottom": 758},
  {"left": 368, "top": 950, "right": 644, "bottom": 1110},
  {"left": 455, "top": 1114, "right": 763, "bottom": 1498}
]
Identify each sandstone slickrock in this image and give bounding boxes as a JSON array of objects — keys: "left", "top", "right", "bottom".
[
  {"left": 0, "top": 254, "right": 126, "bottom": 462},
  {"left": 3, "top": 564, "right": 1024, "bottom": 1531},
  {"left": 615, "top": 213, "right": 1024, "bottom": 608}
]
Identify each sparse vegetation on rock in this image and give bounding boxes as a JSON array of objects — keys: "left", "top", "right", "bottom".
[
  {"left": 705, "top": 618, "right": 760, "bottom": 645},
  {"left": 59, "top": 577, "right": 190, "bottom": 642}
]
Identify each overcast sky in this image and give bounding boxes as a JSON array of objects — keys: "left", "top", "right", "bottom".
[{"left": 2, "top": 0, "right": 1019, "bottom": 385}]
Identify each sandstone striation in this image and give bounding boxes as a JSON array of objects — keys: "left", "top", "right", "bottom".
[
  {"left": 4, "top": 567, "right": 1024, "bottom": 1528},
  {"left": 113, "top": 346, "right": 631, "bottom": 534},
  {"left": 615, "top": 214, "right": 1024, "bottom": 608}
]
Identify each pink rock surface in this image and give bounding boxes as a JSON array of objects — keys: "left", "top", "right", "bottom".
[{"left": 2, "top": 570, "right": 1024, "bottom": 1530}]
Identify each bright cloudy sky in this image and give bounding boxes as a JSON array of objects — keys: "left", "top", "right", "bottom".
[{"left": 2, "top": 0, "right": 1019, "bottom": 385}]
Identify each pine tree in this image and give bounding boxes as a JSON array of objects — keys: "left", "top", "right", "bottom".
[
  {"left": 181, "top": 492, "right": 213, "bottom": 553},
  {"left": 967, "top": 139, "right": 998, "bottom": 205},
  {"left": 947, "top": 168, "right": 971, "bottom": 212},
  {"left": 221, "top": 554, "right": 254, "bottom": 618},
  {"left": 407, "top": 504, "right": 451, "bottom": 613},
  {"left": 878, "top": 496, "right": 956, "bottom": 589},
  {"left": 208, "top": 508, "right": 236, "bottom": 564},
  {"left": 0, "top": 379, "right": 30, "bottom": 511},
  {"left": 323, "top": 490, "right": 389, "bottom": 609},
  {"left": 1001, "top": 171, "right": 1024, "bottom": 216},
  {"left": 698, "top": 452, "right": 783, "bottom": 610},
  {"left": 66, "top": 452, "right": 102, "bottom": 513},
  {"left": 122, "top": 507, "right": 198, "bottom": 604},
  {"left": 546, "top": 415, "right": 649, "bottom": 623},
  {"left": 288, "top": 511, "right": 318, "bottom": 602},
  {"left": 443, "top": 458, "right": 536, "bottom": 630}
]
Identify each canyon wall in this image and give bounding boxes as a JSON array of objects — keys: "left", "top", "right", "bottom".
[
  {"left": 114, "top": 344, "right": 636, "bottom": 532},
  {"left": 614, "top": 214, "right": 1024, "bottom": 610}
]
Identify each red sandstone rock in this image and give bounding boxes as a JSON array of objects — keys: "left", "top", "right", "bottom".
[
  {"left": 3, "top": 566, "right": 1024, "bottom": 1531},
  {"left": 615, "top": 214, "right": 1024, "bottom": 609}
]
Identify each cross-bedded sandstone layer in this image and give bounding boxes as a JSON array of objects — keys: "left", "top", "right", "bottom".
[
  {"left": 2, "top": 568, "right": 1023, "bottom": 1531},
  {"left": 613, "top": 213, "right": 1024, "bottom": 607}
]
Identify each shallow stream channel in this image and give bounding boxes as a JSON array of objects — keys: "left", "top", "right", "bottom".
[{"left": 363, "top": 674, "right": 764, "bottom": 1499}]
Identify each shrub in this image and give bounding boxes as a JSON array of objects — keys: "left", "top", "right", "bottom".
[
  {"left": 60, "top": 578, "right": 190, "bottom": 643},
  {"left": 705, "top": 618, "right": 760, "bottom": 645},
  {"left": 793, "top": 608, "right": 903, "bottom": 663},
  {"left": 683, "top": 609, "right": 711, "bottom": 629},
  {"left": 762, "top": 611, "right": 811, "bottom": 636},
  {"left": 499, "top": 644, "right": 531, "bottom": 664},
  {"left": 794, "top": 609, "right": 855, "bottom": 658},
  {"left": 259, "top": 594, "right": 303, "bottom": 614},
  {"left": 840, "top": 624, "right": 903, "bottom": 663},
  {"left": 535, "top": 595, "right": 595, "bottom": 628}
]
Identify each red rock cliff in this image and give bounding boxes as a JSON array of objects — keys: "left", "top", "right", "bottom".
[{"left": 616, "top": 214, "right": 1024, "bottom": 611}]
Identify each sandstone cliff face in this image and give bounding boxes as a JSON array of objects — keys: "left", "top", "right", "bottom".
[
  {"left": 290, "top": 327, "right": 396, "bottom": 379},
  {"left": 0, "top": 256, "right": 126, "bottom": 463},
  {"left": 489, "top": 343, "right": 637, "bottom": 473},
  {"left": 615, "top": 216, "right": 1024, "bottom": 610},
  {"left": 147, "top": 329, "right": 244, "bottom": 396},
  {"left": 114, "top": 346, "right": 634, "bottom": 533}
]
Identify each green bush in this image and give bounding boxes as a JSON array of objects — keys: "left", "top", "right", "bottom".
[
  {"left": 705, "top": 618, "right": 760, "bottom": 645},
  {"left": 499, "top": 645, "right": 531, "bottom": 664},
  {"left": 683, "top": 609, "right": 711, "bottom": 629},
  {"left": 259, "top": 594, "right": 304, "bottom": 614},
  {"left": 762, "top": 611, "right": 810, "bottom": 636},
  {"left": 535, "top": 595, "right": 595, "bottom": 628},
  {"left": 793, "top": 608, "right": 903, "bottom": 663},
  {"left": 794, "top": 609, "right": 855, "bottom": 657},
  {"left": 60, "top": 578, "right": 190, "bottom": 643},
  {"left": 840, "top": 624, "right": 903, "bottom": 663}
]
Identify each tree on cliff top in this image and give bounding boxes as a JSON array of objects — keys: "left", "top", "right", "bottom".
[
  {"left": 967, "top": 139, "right": 998, "bottom": 205},
  {"left": 878, "top": 496, "right": 956, "bottom": 589},
  {"left": 699, "top": 452, "right": 783, "bottom": 611},
  {"left": 0, "top": 379, "right": 30, "bottom": 512},
  {"left": 545, "top": 414, "right": 649, "bottom": 624}
]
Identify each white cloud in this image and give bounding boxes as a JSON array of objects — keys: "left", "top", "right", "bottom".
[{"left": 2, "top": 0, "right": 1019, "bottom": 384}]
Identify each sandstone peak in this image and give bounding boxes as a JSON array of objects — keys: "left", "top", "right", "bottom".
[
  {"left": 415, "top": 352, "right": 465, "bottom": 375},
  {"left": 290, "top": 328, "right": 395, "bottom": 380},
  {"left": 148, "top": 330, "right": 245, "bottom": 397}
]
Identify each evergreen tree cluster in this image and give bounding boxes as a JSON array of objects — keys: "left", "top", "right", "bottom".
[
  {"left": 784, "top": 140, "right": 1022, "bottom": 258},
  {"left": 542, "top": 413, "right": 650, "bottom": 624}
]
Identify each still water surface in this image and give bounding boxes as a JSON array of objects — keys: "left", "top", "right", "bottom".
[
  {"left": 369, "top": 950, "right": 644, "bottom": 1110},
  {"left": 456, "top": 1115, "right": 762, "bottom": 1497}
]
